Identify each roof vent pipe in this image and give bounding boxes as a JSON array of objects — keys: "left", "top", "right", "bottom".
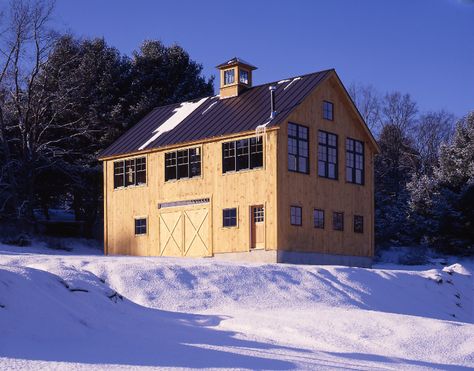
[{"left": 269, "top": 85, "right": 276, "bottom": 119}]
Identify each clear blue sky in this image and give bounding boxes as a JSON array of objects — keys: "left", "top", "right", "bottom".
[{"left": 52, "top": 0, "right": 473, "bottom": 117}]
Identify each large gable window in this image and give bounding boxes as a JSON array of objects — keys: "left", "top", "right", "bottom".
[
  {"left": 224, "top": 69, "right": 235, "bottom": 85},
  {"left": 113, "top": 157, "right": 146, "bottom": 189},
  {"left": 222, "top": 137, "right": 263, "bottom": 173},
  {"left": 288, "top": 122, "right": 309, "bottom": 174},
  {"left": 346, "top": 138, "right": 364, "bottom": 185},
  {"left": 165, "top": 147, "right": 201, "bottom": 181},
  {"left": 318, "top": 131, "right": 338, "bottom": 180}
]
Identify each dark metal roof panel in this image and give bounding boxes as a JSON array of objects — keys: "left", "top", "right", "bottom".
[{"left": 100, "top": 69, "right": 332, "bottom": 158}]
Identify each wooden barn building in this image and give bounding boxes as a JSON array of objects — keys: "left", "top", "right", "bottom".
[{"left": 99, "top": 58, "right": 380, "bottom": 266}]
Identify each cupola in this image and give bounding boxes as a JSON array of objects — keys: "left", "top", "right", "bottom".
[{"left": 216, "top": 57, "right": 257, "bottom": 99}]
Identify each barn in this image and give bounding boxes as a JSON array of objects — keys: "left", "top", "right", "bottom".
[{"left": 99, "top": 58, "right": 379, "bottom": 266}]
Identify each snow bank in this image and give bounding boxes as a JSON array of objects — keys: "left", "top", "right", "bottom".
[{"left": 0, "top": 244, "right": 473, "bottom": 369}]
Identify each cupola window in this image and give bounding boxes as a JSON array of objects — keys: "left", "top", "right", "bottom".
[
  {"left": 224, "top": 69, "right": 235, "bottom": 85},
  {"left": 239, "top": 70, "right": 249, "bottom": 84}
]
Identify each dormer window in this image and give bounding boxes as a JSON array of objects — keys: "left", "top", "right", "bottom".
[
  {"left": 224, "top": 69, "right": 235, "bottom": 85},
  {"left": 239, "top": 70, "right": 249, "bottom": 84}
]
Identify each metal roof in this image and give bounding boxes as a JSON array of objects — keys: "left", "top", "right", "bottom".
[
  {"left": 99, "top": 69, "right": 332, "bottom": 159},
  {"left": 216, "top": 57, "right": 258, "bottom": 70}
]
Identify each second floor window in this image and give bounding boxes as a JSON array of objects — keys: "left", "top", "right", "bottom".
[
  {"left": 165, "top": 147, "right": 201, "bottom": 181},
  {"left": 114, "top": 157, "right": 146, "bottom": 189},
  {"left": 288, "top": 123, "right": 309, "bottom": 174},
  {"left": 323, "top": 101, "right": 334, "bottom": 120},
  {"left": 346, "top": 138, "right": 364, "bottom": 185},
  {"left": 318, "top": 131, "right": 338, "bottom": 179},
  {"left": 224, "top": 69, "right": 235, "bottom": 85},
  {"left": 222, "top": 137, "right": 263, "bottom": 173}
]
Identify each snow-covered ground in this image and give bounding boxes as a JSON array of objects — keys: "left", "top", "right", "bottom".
[{"left": 0, "top": 241, "right": 473, "bottom": 370}]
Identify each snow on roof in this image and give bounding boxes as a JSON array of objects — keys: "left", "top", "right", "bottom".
[
  {"left": 201, "top": 100, "right": 218, "bottom": 115},
  {"left": 283, "top": 77, "right": 302, "bottom": 90},
  {"left": 138, "top": 97, "right": 208, "bottom": 150}
]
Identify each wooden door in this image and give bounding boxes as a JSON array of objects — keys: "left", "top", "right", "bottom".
[
  {"left": 159, "top": 207, "right": 211, "bottom": 257},
  {"left": 250, "top": 205, "right": 265, "bottom": 249}
]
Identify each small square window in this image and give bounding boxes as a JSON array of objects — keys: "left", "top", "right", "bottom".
[
  {"left": 224, "top": 69, "right": 235, "bottom": 85},
  {"left": 223, "top": 208, "right": 237, "bottom": 227},
  {"left": 135, "top": 218, "right": 147, "bottom": 235},
  {"left": 354, "top": 215, "right": 364, "bottom": 233},
  {"left": 290, "top": 206, "right": 302, "bottom": 226},
  {"left": 333, "top": 212, "right": 344, "bottom": 231},
  {"left": 323, "top": 101, "right": 334, "bottom": 121},
  {"left": 239, "top": 70, "right": 249, "bottom": 84},
  {"left": 314, "top": 209, "right": 324, "bottom": 229}
]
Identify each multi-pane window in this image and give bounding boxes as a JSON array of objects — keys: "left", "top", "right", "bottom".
[
  {"left": 290, "top": 206, "right": 302, "bottom": 226},
  {"left": 323, "top": 101, "right": 334, "bottom": 120},
  {"left": 354, "top": 215, "right": 364, "bottom": 233},
  {"left": 134, "top": 218, "right": 147, "bottom": 235},
  {"left": 165, "top": 147, "right": 201, "bottom": 181},
  {"left": 222, "top": 137, "right": 263, "bottom": 173},
  {"left": 333, "top": 212, "right": 344, "bottom": 231},
  {"left": 346, "top": 138, "right": 365, "bottom": 185},
  {"left": 288, "top": 123, "right": 309, "bottom": 173},
  {"left": 253, "top": 207, "right": 264, "bottom": 222},
  {"left": 239, "top": 70, "right": 249, "bottom": 84},
  {"left": 318, "top": 131, "right": 338, "bottom": 179},
  {"left": 113, "top": 157, "right": 146, "bottom": 189},
  {"left": 313, "top": 209, "right": 324, "bottom": 229},
  {"left": 223, "top": 208, "right": 237, "bottom": 227},
  {"left": 224, "top": 69, "right": 235, "bottom": 85}
]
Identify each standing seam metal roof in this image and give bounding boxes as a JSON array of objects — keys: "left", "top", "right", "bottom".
[{"left": 100, "top": 69, "right": 332, "bottom": 158}]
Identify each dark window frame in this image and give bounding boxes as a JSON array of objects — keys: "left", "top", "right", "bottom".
[
  {"left": 113, "top": 157, "right": 147, "bottom": 189},
  {"left": 346, "top": 138, "right": 365, "bottom": 185},
  {"left": 323, "top": 101, "right": 334, "bottom": 121},
  {"left": 290, "top": 206, "right": 302, "bottom": 226},
  {"left": 134, "top": 218, "right": 147, "bottom": 235},
  {"left": 165, "top": 147, "right": 201, "bottom": 181},
  {"left": 222, "top": 137, "right": 263, "bottom": 173},
  {"left": 318, "top": 130, "right": 338, "bottom": 180},
  {"left": 224, "top": 69, "right": 235, "bottom": 85},
  {"left": 333, "top": 212, "right": 344, "bottom": 231},
  {"left": 313, "top": 209, "right": 325, "bottom": 229},
  {"left": 223, "top": 208, "right": 238, "bottom": 227},
  {"left": 288, "top": 122, "right": 309, "bottom": 174},
  {"left": 239, "top": 69, "right": 249, "bottom": 84},
  {"left": 354, "top": 215, "right": 364, "bottom": 234}
]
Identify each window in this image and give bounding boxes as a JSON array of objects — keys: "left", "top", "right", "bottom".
[
  {"left": 323, "top": 101, "right": 334, "bottom": 120},
  {"left": 313, "top": 209, "right": 324, "bottom": 229},
  {"left": 253, "top": 207, "right": 264, "bottom": 222},
  {"left": 135, "top": 218, "right": 147, "bottom": 235},
  {"left": 346, "top": 138, "right": 365, "bottom": 185},
  {"left": 113, "top": 157, "right": 146, "bottom": 189},
  {"left": 165, "top": 147, "right": 201, "bottom": 181},
  {"left": 288, "top": 123, "right": 309, "bottom": 173},
  {"left": 354, "top": 215, "right": 364, "bottom": 233},
  {"left": 224, "top": 69, "right": 235, "bottom": 85},
  {"left": 223, "top": 208, "right": 237, "bottom": 227},
  {"left": 333, "top": 212, "right": 344, "bottom": 231},
  {"left": 239, "top": 70, "right": 249, "bottom": 84},
  {"left": 318, "top": 131, "right": 338, "bottom": 179},
  {"left": 222, "top": 137, "right": 263, "bottom": 173},
  {"left": 290, "top": 206, "right": 302, "bottom": 226}
]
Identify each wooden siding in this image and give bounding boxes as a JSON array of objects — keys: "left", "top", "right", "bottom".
[
  {"left": 276, "top": 74, "right": 375, "bottom": 258},
  {"left": 104, "top": 130, "right": 279, "bottom": 256}
]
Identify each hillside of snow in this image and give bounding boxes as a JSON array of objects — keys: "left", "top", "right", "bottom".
[{"left": 0, "top": 242, "right": 473, "bottom": 370}]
